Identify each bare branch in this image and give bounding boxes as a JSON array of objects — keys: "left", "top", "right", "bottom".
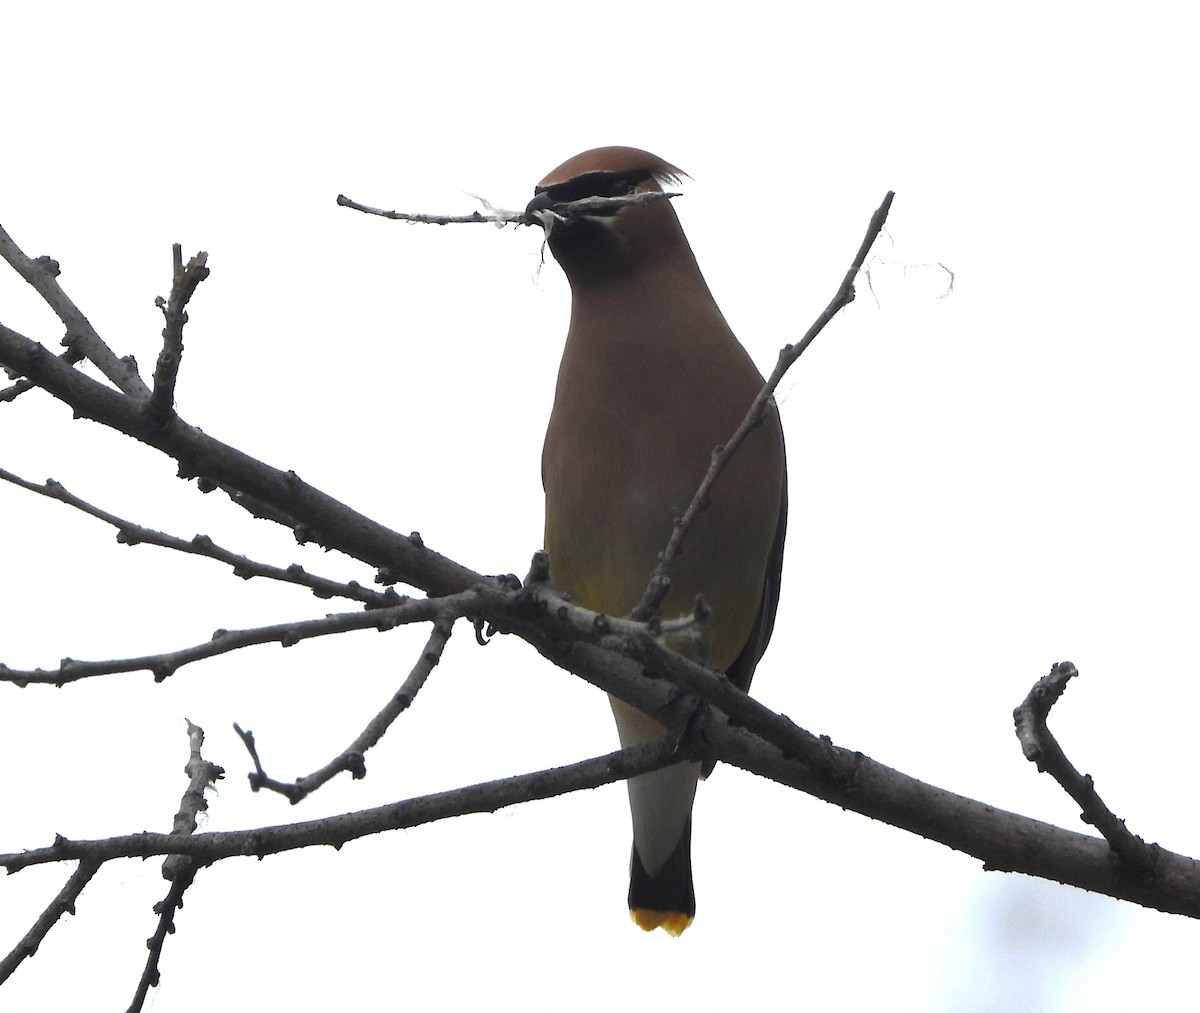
[
  {"left": 0, "top": 591, "right": 481, "bottom": 686},
  {"left": 0, "top": 859, "right": 100, "bottom": 984},
  {"left": 0, "top": 738, "right": 688, "bottom": 873},
  {"left": 0, "top": 467, "right": 395, "bottom": 608},
  {"left": 335, "top": 189, "right": 679, "bottom": 227},
  {"left": 1014, "top": 661, "right": 1157, "bottom": 877},
  {"left": 546, "top": 632, "right": 1200, "bottom": 917},
  {"left": 523, "top": 189, "right": 682, "bottom": 226},
  {"left": 0, "top": 318, "right": 485, "bottom": 598},
  {"left": 633, "top": 191, "right": 896, "bottom": 620},
  {"left": 337, "top": 194, "right": 515, "bottom": 225},
  {"left": 126, "top": 871, "right": 192, "bottom": 1013},
  {"left": 5, "top": 668, "right": 1200, "bottom": 923},
  {"left": 129, "top": 721, "right": 222, "bottom": 1013},
  {"left": 470, "top": 577, "right": 1200, "bottom": 916},
  {"left": 0, "top": 376, "right": 35, "bottom": 402},
  {"left": 148, "top": 245, "right": 209, "bottom": 424},
  {"left": 0, "top": 225, "right": 149, "bottom": 399},
  {"left": 163, "top": 720, "right": 226, "bottom": 871},
  {"left": 5, "top": 202, "right": 1199, "bottom": 937},
  {"left": 235, "top": 615, "right": 456, "bottom": 803},
  {"left": 2, "top": 346, "right": 85, "bottom": 403}
]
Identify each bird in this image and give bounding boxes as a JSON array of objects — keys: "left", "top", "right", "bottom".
[{"left": 527, "top": 146, "right": 788, "bottom": 936}]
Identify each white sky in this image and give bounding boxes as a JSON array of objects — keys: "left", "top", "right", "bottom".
[{"left": 2, "top": 3, "right": 1198, "bottom": 1010}]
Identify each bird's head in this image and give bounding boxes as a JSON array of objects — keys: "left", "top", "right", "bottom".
[{"left": 525, "top": 146, "right": 689, "bottom": 282}]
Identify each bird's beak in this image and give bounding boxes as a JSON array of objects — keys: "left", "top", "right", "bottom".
[{"left": 524, "top": 190, "right": 560, "bottom": 231}]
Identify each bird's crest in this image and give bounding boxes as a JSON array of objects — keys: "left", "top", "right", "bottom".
[{"left": 535, "top": 146, "right": 687, "bottom": 191}]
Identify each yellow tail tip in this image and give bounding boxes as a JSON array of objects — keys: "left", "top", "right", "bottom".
[{"left": 631, "top": 908, "right": 694, "bottom": 937}]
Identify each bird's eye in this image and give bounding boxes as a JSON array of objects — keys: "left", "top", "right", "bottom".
[{"left": 541, "top": 170, "right": 652, "bottom": 204}]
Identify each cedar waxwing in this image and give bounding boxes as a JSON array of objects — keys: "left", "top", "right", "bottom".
[{"left": 529, "top": 147, "right": 787, "bottom": 936}]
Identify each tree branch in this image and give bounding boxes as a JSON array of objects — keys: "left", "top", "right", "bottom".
[
  {"left": 0, "top": 859, "right": 100, "bottom": 984},
  {"left": 1014, "top": 661, "right": 1157, "bottom": 877},
  {"left": 4, "top": 676, "right": 1198, "bottom": 921},
  {"left": 126, "top": 871, "right": 192, "bottom": 1013},
  {"left": 4, "top": 193, "right": 1199, "bottom": 999},
  {"left": 234, "top": 615, "right": 456, "bottom": 803},
  {"left": 128, "top": 721, "right": 222, "bottom": 1013},
  {"left": 634, "top": 190, "right": 895, "bottom": 619},
  {"left": 148, "top": 244, "right": 209, "bottom": 424},
  {"left": 336, "top": 188, "right": 679, "bottom": 226},
  {"left": 0, "top": 591, "right": 480, "bottom": 686},
  {"left": 0, "top": 467, "right": 395, "bottom": 608},
  {"left": 0, "top": 737, "right": 688, "bottom": 873},
  {"left": 0, "top": 319, "right": 483, "bottom": 597},
  {"left": 2, "top": 345, "right": 84, "bottom": 403},
  {"left": 0, "top": 225, "right": 149, "bottom": 399}
]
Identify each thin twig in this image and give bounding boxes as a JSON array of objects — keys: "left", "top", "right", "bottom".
[
  {"left": 0, "top": 591, "right": 482, "bottom": 686},
  {"left": 235, "top": 616, "right": 456, "bottom": 803},
  {"left": 523, "top": 189, "right": 681, "bottom": 225},
  {"left": 0, "top": 224, "right": 149, "bottom": 398},
  {"left": 1014, "top": 661, "right": 1157, "bottom": 877},
  {"left": 148, "top": 245, "right": 209, "bottom": 424},
  {"left": 126, "top": 871, "right": 192, "bottom": 1013},
  {"left": 337, "top": 194, "right": 514, "bottom": 224},
  {"left": 1, "top": 346, "right": 85, "bottom": 403},
  {"left": 5, "top": 693, "right": 1200, "bottom": 921},
  {"left": 8, "top": 195, "right": 1200, "bottom": 934},
  {"left": 0, "top": 467, "right": 395, "bottom": 608},
  {"left": 0, "top": 376, "right": 35, "bottom": 401},
  {"left": 1, "top": 376, "right": 36, "bottom": 402},
  {"left": 128, "top": 721, "right": 223, "bottom": 1013},
  {"left": 633, "top": 191, "right": 895, "bottom": 620},
  {"left": 0, "top": 859, "right": 101, "bottom": 984},
  {"left": 0, "top": 320, "right": 488, "bottom": 598},
  {"left": 336, "top": 189, "right": 679, "bottom": 227},
  {"left": 0, "top": 737, "right": 689, "bottom": 873},
  {"left": 163, "top": 720, "right": 226, "bottom": 873}
]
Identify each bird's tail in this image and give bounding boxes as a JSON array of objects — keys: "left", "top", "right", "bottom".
[{"left": 628, "top": 816, "right": 695, "bottom": 937}]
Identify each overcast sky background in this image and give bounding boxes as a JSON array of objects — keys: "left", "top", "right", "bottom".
[{"left": 2, "top": 3, "right": 1198, "bottom": 1010}]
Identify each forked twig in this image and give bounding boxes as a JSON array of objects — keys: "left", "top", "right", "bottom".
[
  {"left": 235, "top": 616, "right": 455, "bottom": 803},
  {"left": 1014, "top": 661, "right": 1157, "bottom": 877},
  {"left": 148, "top": 244, "right": 209, "bottom": 424},
  {"left": 0, "top": 224, "right": 149, "bottom": 398}
]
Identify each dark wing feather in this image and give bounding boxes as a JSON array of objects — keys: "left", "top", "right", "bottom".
[{"left": 703, "top": 459, "right": 788, "bottom": 778}]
